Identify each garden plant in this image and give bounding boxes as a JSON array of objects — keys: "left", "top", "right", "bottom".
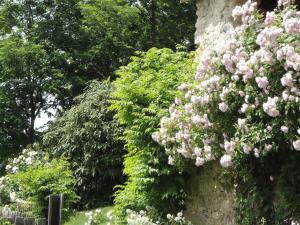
[{"left": 153, "top": 0, "right": 300, "bottom": 224}]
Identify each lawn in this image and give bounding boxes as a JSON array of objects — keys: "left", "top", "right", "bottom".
[{"left": 64, "top": 206, "right": 115, "bottom": 225}]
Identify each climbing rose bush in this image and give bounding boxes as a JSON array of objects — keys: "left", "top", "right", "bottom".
[{"left": 153, "top": 0, "right": 300, "bottom": 168}]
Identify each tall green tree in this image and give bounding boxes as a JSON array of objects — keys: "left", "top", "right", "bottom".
[
  {"left": 43, "top": 81, "right": 124, "bottom": 208},
  {"left": 128, "top": 0, "right": 197, "bottom": 50},
  {"left": 0, "top": 37, "right": 59, "bottom": 162},
  {"left": 35, "top": 0, "right": 197, "bottom": 97},
  {"left": 35, "top": 0, "right": 144, "bottom": 104},
  {"left": 0, "top": 0, "right": 197, "bottom": 107},
  {"left": 0, "top": 0, "right": 64, "bottom": 166},
  {"left": 33, "top": 0, "right": 88, "bottom": 106}
]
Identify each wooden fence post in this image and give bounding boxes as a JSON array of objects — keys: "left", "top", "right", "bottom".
[
  {"left": 47, "top": 194, "right": 63, "bottom": 225},
  {"left": 15, "top": 217, "right": 24, "bottom": 225}
]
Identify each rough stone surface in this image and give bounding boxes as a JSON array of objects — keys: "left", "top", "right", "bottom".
[
  {"left": 184, "top": 162, "right": 238, "bottom": 225},
  {"left": 187, "top": 1, "right": 293, "bottom": 224},
  {"left": 195, "top": 0, "right": 246, "bottom": 51},
  {"left": 185, "top": 1, "right": 266, "bottom": 224},
  {"left": 183, "top": 1, "right": 247, "bottom": 224}
]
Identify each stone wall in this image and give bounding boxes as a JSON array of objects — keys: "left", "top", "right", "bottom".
[
  {"left": 195, "top": 0, "right": 246, "bottom": 52},
  {"left": 183, "top": 0, "right": 248, "bottom": 224},
  {"left": 185, "top": 1, "right": 299, "bottom": 224},
  {"left": 184, "top": 162, "right": 238, "bottom": 225}
]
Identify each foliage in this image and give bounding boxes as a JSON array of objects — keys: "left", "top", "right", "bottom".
[
  {"left": 276, "top": 152, "right": 300, "bottom": 222},
  {"left": 230, "top": 148, "right": 300, "bottom": 225},
  {"left": 128, "top": 0, "right": 197, "bottom": 50},
  {"left": 5, "top": 158, "right": 78, "bottom": 220},
  {"left": 78, "top": 0, "right": 142, "bottom": 79},
  {"left": 0, "top": 0, "right": 139, "bottom": 167},
  {"left": 64, "top": 206, "right": 115, "bottom": 225},
  {"left": 153, "top": 0, "right": 300, "bottom": 224},
  {"left": 110, "top": 47, "right": 196, "bottom": 223},
  {"left": 84, "top": 208, "right": 114, "bottom": 225},
  {"left": 0, "top": 147, "right": 47, "bottom": 206},
  {"left": 0, "top": 0, "right": 73, "bottom": 162},
  {"left": 35, "top": 0, "right": 197, "bottom": 103},
  {"left": 37, "top": 0, "right": 145, "bottom": 101},
  {"left": 0, "top": 147, "right": 77, "bottom": 220},
  {"left": 232, "top": 154, "right": 278, "bottom": 225},
  {"left": 126, "top": 210, "right": 192, "bottom": 225},
  {"left": 0, "top": 219, "right": 12, "bottom": 225},
  {"left": 0, "top": 36, "right": 60, "bottom": 167},
  {"left": 43, "top": 81, "right": 124, "bottom": 208},
  {"left": 0, "top": 0, "right": 83, "bottom": 107},
  {"left": 0, "top": 0, "right": 197, "bottom": 168}
]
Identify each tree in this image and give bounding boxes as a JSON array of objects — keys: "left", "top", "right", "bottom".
[
  {"left": 32, "top": 0, "right": 144, "bottom": 105},
  {"left": 0, "top": 0, "right": 65, "bottom": 166},
  {"left": 0, "top": 0, "right": 197, "bottom": 170},
  {"left": 128, "top": 0, "right": 197, "bottom": 50},
  {"left": 0, "top": 37, "right": 59, "bottom": 165},
  {"left": 0, "top": 0, "right": 197, "bottom": 108},
  {"left": 35, "top": 0, "right": 197, "bottom": 100},
  {"left": 78, "top": 0, "right": 143, "bottom": 78},
  {"left": 110, "top": 48, "right": 196, "bottom": 223},
  {"left": 33, "top": 0, "right": 88, "bottom": 106},
  {"left": 43, "top": 81, "right": 124, "bottom": 208}
]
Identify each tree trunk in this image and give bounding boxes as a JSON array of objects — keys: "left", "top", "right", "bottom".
[
  {"left": 149, "top": 0, "right": 157, "bottom": 47},
  {"left": 28, "top": 93, "right": 36, "bottom": 145}
]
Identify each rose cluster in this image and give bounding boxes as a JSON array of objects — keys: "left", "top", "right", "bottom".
[{"left": 152, "top": 0, "right": 300, "bottom": 168}]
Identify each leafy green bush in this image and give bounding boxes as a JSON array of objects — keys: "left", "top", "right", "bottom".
[
  {"left": 43, "top": 81, "right": 124, "bottom": 208},
  {"left": 5, "top": 158, "right": 78, "bottom": 221},
  {"left": 0, "top": 147, "right": 47, "bottom": 208},
  {"left": 0, "top": 149, "right": 77, "bottom": 221},
  {"left": 276, "top": 153, "right": 300, "bottom": 222},
  {"left": 0, "top": 219, "right": 12, "bottom": 225},
  {"left": 110, "top": 47, "right": 196, "bottom": 223},
  {"left": 0, "top": 147, "right": 43, "bottom": 206}
]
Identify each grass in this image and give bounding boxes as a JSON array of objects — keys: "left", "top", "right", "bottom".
[{"left": 64, "top": 206, "right": 116, "bottom": 225}]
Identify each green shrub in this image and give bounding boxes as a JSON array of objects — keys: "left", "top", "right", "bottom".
[
  {"left": 110, "top": 47, "right": 196, "bottom": 223},
  {"left": 0, "top": 147, "right": 47, "bottom": 207},
  {"left": 0, "top": 219, "right": 12, "bottom": 225},
  {"left": 43, "top": 80, "right": 124, "bottom": 208},
  {"left": 7, "top": 158, "right": 78, "bottom": 221}
]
